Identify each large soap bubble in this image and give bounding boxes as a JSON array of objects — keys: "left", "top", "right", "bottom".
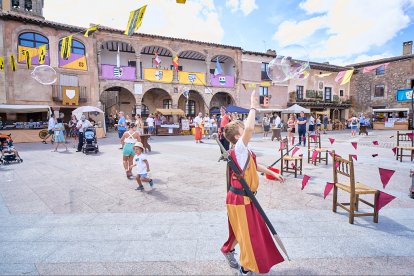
[
  {"left": 31, "top": 65, "right": 57, "bottom": 85},
  {"left": 267, "top": 44, "right": 310, "bottom": 83}
]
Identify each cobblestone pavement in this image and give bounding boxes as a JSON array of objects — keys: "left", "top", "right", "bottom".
[{"left": 0, "top": 129, "right": 413, "bottom": 275}]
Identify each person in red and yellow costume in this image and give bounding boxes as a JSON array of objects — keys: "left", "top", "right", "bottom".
[
  {"left": 193, "top": 112, "right": 204, "bottom": 143},
  {"left": 221, "top": 90, "right": 285, "bottom": 275}
]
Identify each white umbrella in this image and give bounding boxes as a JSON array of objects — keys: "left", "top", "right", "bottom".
[
  {"left": 72, "top": 106, "right": 104, "bottom": 114},
  {"left": 282, "top": 104, "right": 311, "bottom": 114}
]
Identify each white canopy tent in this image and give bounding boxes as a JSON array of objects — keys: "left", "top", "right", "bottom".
[
  {"left": 282, "top": 104, "right": 311, "bottom": 114},
  {"left": 0, "top": 104, "right": 51, "bottom": 114}
]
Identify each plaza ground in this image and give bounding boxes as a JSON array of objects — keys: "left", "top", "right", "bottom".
[{"left": 0, "top": 129, "right": 413, "bottom": 275}]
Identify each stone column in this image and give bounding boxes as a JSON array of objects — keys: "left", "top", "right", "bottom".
[
  {"left": 205, "top": 54, "right": 211, "bottom": 86},
  {"left": 19, "top": 0, "right": 24, "bottom": 10},
  {"left": 96, "top": 41, "right": 102, "bottom": 77},
  {"left": 135, "top": 52, "right": 141, "bottom": 80}
]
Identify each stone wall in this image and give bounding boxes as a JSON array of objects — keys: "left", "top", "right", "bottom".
[{"left": 350, "top": 58, "right": 414, "bottom": 115}]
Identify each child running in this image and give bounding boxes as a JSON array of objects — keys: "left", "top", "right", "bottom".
[
  {"left": 221, "top": 90, "right": 285, "bottom": 275},
  {"left": 130, "top": 142, "right": 153, "bottom": 191}
]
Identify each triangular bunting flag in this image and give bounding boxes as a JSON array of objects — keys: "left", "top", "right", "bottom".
[
  {"left": 9, "top": 54, "right": 16, "bottom": 71},
  {"left": 372, "top": 153, "right": 378, "bottom": 157},
  {"left": 392, "top": 147, "right": 397, "bottom": 156},
  {"left": 408, "top": 133, "right": 414, "bottom": 140},
  {"left": 310, "top": 134, "right": 317, "bottom": 142},
  {"left": 375, "top": 191, "right": 396, "bottom": 211},
  {"left": 351, "top": 154, "right": 357, "bottom": 161},
  {"left": 378, "top": 168, "right": 395, "bottom": 188},
  {"left": 335, "top": 161, "right": 340, "bottom": 168},
  {"left": 84, "top": 24, "right": 99, "bottom": 37},
  {"left": 291, "top": 163, "right": 296, "bottom": 169},
  {"left": 0, "top": 56, "right": 4, "bottom": 72},
  {"left": 292, "top": 136, "right": 295, "bottom": 145},
  {"left": 311, "top": 150, "right": 318, "bottom": 162},
  {"left": 23, "top": 50, "right": 31, "bottom": 69},
  {"left": 351, "top": 142, "right": 357, "bottom": 150},
  {"left": 38, "top": 44, "right": 47, "bottom": 65},
  {"left": 329, "top": 138, "right": 335, "bottom": 144},
  {"left": 291, "top": 146, "right": 300, "bottom": 156},
  {"left": 323, "top": 182, "right": 334, "bottom": 199},
  {"left": 373, "top": 141, "right": 379, "bottom": 145},
  {"left": 301, "top": 175, "right": 310, "bottom": 190},
  {"left": 279, "top": 141, "right": 285, "bottom": 151}
]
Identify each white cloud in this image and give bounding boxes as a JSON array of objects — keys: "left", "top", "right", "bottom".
[
  {"left": 272, "top": 0, "right": 414, "bottom": 60},
  {"left": 226, "top": 0, "right": 258, "bottom": 15},
  {"left": 329, "top": 52, "right": 393, "bottom": 66},
  {"left": 43, "top": 0, "right": 224, "bottom": 44}
]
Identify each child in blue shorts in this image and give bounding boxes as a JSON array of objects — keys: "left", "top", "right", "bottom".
[{"left": 130, "top": 142, "right": 153, "bottom": 191}]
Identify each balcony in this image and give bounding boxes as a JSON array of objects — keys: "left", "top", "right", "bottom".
[
  {"left": 288, "top": 91, "right": 352, "bottom": 108},
  {"left": 52, "top": 85, "right": 88, "bottom": 102},
  {"left": 210, "top": 74, "right": 235, "bottom": 88},
  {"left": 101, "top": 64, "right": 136, "bottom": 81},
  {"left": 261, "top": 70, "right": 271, "bottom": 81}
]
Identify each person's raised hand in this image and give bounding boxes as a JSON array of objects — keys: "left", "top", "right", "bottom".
[{"left": 250, "top": 90, "right": 259, "bottom": 109}]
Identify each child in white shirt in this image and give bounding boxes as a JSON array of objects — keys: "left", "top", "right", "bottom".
[{"left": 130, "top": 142, "right": 153, "bottom": 191}]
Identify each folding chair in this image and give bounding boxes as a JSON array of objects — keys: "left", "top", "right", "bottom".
[
  {"left": 332, "top": 151, "right": 380, "bottom": 224},
  {"left": 307, "top": 133, "right": 328, "bottom": 165}
]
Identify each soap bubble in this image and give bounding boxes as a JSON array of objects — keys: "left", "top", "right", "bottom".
[
  {"left": 31, "top": 65, "right": 57, "bottom": 85},
  {"left": 267, "top": 44, "right": 310, "bottom": 83}
]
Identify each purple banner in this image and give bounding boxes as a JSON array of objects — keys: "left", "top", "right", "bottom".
[
  {"left": 101, "top": 64, "right": 136, "bottom": 81},
  {"left": 59, "top": 53, "right": 83, "bottom": 67},
  {"left": 210, "top": 74, "right": 235, "bottom": 88}
]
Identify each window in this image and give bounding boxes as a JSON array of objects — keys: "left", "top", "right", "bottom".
[
  {"left": 25, "top": 0, "right": 32, "bottom": 11},
  {"left": 18, "top": 32, "right": 49, "bottom": 65},
  {"left": 296, "top": 86, "right": 304, "bottom": 100},
  {"left": 376, "top": 66, "right": 385, "bottom": 75},
  {"left": 374, "top": 85, "right": 385, "bottom": 97},
  {"left": 261, "top": 62, "right": 270, "bottom": 80},
  {"left": 324, "top": 87, "right": 332, "bottom": 102},
  {"left": 340, "top": 90, "right": 344, "bottom": 97},
  {"left": 58, "top": 39, "right": 87, "bottom": 70},
  {"left": 11, "top": 0, "right": 19, "bottom": 8},
  {"left": 141, "top": 104, "right": 149, "bottom": 115},
  {"left": 259, "top": 86, "right": 268, "bottom": 104},
  {"left": 186, "top": 100, "right": 195, "bottom": 116},
  {"left": 163, "top": 99, "right": 172, "bottom": 109},
  {"left": 58, "top": 39, "right": 86, "bottom": 56}
]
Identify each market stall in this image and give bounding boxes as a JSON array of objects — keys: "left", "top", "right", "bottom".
[
  {"left": 372, "top": 108, "right": 409, "bottom": 130},
  {"left": 0, "top": 104, "right": 51, "bottom": 143},
  {"left": 155, "top": 108, "right": 185, "bottom": 136}
]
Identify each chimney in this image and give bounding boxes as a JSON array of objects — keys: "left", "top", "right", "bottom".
[{"left": 403, "top": 41, "right": 413, "bottom": 55}]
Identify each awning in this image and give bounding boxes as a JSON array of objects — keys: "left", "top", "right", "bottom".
[
  {"left": 155, "top": 108, "right": 185, "bottom": 116},
  {"left": 282, "top": 104, "right": 311, "bottom": 114},
  {"left": 210, "top": 105, "right": 250, "bottom": 114},
  {"left": 256, "top": 108, "right": 284, "bottom": 113},
  {"left": 372, "top": 108, "right": 409, "bottom": 113},
  {"left": 0, "top": 104, "right": 51, "bottom": 113}
]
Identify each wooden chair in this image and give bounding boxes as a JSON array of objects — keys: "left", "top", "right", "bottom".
[
  {"left": 332, "top": 151, "right": 380, "bottom": 224},
  {"left": 307, "top": 133, "right": 328, "bottom": 165},
  {"left": 280, "top": 137, "right": 303, "bottom": 178},
  {"left": 396, "top": 131, "right": 414, "bottom": 162}
]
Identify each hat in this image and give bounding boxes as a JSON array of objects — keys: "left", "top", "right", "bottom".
[{"left": 133, "top": 142, "right": 144, "bottom": 150}]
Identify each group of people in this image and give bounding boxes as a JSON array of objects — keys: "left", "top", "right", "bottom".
[{"left": 348, "top": 113, "right": 371, "bottom": 137}]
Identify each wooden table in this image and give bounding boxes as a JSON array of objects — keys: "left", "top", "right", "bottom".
[
  {"left": 1, "top": 129, "right": 44, "bottom": 143},
  {"left": 140, "top": 134, "right": 151, "bottom": 152}
]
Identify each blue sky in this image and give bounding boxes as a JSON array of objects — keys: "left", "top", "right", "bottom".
[{"left": 44, "top": 0, "right": 414, "bottom": 65}]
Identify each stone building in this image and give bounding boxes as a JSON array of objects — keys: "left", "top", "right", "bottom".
[{"left": 349, "top": 42, "right": 414, "bottom": 116}]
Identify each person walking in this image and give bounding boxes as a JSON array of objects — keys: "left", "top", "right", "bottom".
[
  {"left": 308, "top": 114, "right": 315, "bottom": 133},
  {"left": 262, "top": 113, "right": 271, "bottom": 139},
  {"left": 116, "top": 111, "right": 127, "bottom": 149},
  {"left": 296, "top": 111, "right": 307, "bottom": 146},
  {"left": 76, "top": 115, "right": 92, "bottom": 152},
  {"left": 42, "top": 113, "right": 55, "bottom": 144},
  {"left": 68, "top": 115, "right": 78, "bottom": 148},
  {"left": 120, "top": 123, "right": 141, "bottom": 178},
  {"left": 52, "top": 118, "right": 68, "bottom": 152},
  {"left": 273, "top": 113, "right": 281, "bottom": 128},
  {"left": 203, "top": 113, "right": 212, "bottom": 139},
  {"left": 146, "top": 114, "right": 155, "bottom": 136},
  {"left": 220, "top": 90, "right": 285, "bottom": 275},
  {"left": 287, "top": 114, "right": 296, "bottom": 145},
  {"left": 193, "top": 112, "right": 204, "bottom": 143},
  {"left": 135, "top": 114, "right": 144, "bottom": 135},
  {"left": 323, "top": 114, "right": 329, "bottom": 134}
]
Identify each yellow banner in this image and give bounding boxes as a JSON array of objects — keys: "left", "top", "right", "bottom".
[
  {"left": 38, "top": 44, "right": 47, "bottom": 64},
  {"left": 10, "top": 54, "right": 16, "bottom": 71},
  {"left": 60, "top": 56, "right": 88, "bottom": 71},
  {"left": 0, "top": 56, "right": 4, "bottom": 72},
  {"left": 61, "top": 35, "right": 73, "bottom": 60},
  {"left": 260, "top": 81, "right": 271, "bottom": 87},
  {"left": 178, "top": 71, "right": 205, "bottom": 85},
  {"left": 18, "top": 45, "right": 38, "bottom": 63},
  {"left": 23, "top": 50, "right": 31, "bottom": 69},
  {"left": 144, "top": 68, "right": 173, "bottom": 83}
]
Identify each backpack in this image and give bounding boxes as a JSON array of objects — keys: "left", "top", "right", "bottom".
[{"left": 351, "top": 118, "right": 357, "bottom": 125}]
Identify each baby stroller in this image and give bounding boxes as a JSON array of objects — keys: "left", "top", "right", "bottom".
[
  {"left": 0, "top": 134, "right": 23, "bottom": 165},
  {"left": 82, "top": 127, "right": 99, "bottom": 154}
]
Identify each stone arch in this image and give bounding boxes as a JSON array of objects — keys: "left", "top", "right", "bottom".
[
  {"left": 138, "top": 44, "right": 174, "bottom": 57},
  {"left": 141, "top": 88, "right": 173, "bottom": 115},
  {"left": 210, "top": 54, "right": 236, "bottom": 76},
  {"left": 177, "top": 90, "right": 208, "bottom": 117},
  {"left": 100, "top": 85, "right": 136, "bottom": 117},
  {"left": 209, "top": 91, "right": 235, "bottom": 112}
]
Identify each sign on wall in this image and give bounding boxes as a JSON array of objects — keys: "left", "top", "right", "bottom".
[
  {"left": 134, "top": 83, "right": 143, "bottom": 95},
  {"left": 62, "top": 86, "right": 79, "bottom": 106},
  {"left": 396, "top": 89, "right": 413, "bottom": 102}
]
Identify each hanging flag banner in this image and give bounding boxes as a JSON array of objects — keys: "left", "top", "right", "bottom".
[
  {"left": 18, "top": 45, "right": 49, "bottom": 65},
  {"left": 124, "top": 5, "right": 147, "bottom": 36},
  {"left": 143, "top": 68, "right": 173, "bottom": 83},
  {"left": 61, "top": 35, "right": 73, "bottom": 60},
  {"left": 154, "top": 52, "right": 161, "bottom": 67},
  {"left": 178, "top": 71, "right": 205, "bottom": 85},
  {"left": 392, "top": 147, "right": 397, "bottom": 155},
  {"left": 301, "top": 175, "right": 310, "bottom": 190},
  {"left": 375, "top": 191, "right": 396, "bottom": 211},
  {"left": 362, "top": 63, "right": 389, "bottom": 74},
  {"left": 9, "top": 54, "right": 17, "bottom": 71},
  {"left": 23, "top": 50, "right": 31, "bottom": 69},
  {"left": 260, "top": 81, "right": 271, "bottom": 87},
  {"left": 323, "top": 182, "right": 334, "bottom": 199},
  {"left": 0, "top": 56, "right": 4, "bottom": 72},
  {"left": 242, "top": 83, "right": 257, "bottom": 90},
  {"left": 378, "top": 168, "right": 395, "bottom": 188},
  {"left": 335, "top": 69, "right": 354, "bottom": 85},
  {"left": 214, "top": 57, "right": 223, "bottom": 75},
  {"left": 329, "top": 138, "right": 335, "bottom": 144},
  {"left": 396, "top": 89, "right": 413, "bottom": 102},
  {"left": 291, "top": 146, "right": 300, "bottom": 156},
  {"left": 311, "top": 150, "right": 318, "bottom": 162},
  {"left": 38, "top": 44, "right": 47, "bottom": 65},
  {"left": 172, "top": 55, "right": 179, "bottom": 71},
  {"left": 84, "top": 24, "right": 99, "bottom": 37},
  {"left": 351, "top": 142, "right": 357, "bottom": 150}
]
